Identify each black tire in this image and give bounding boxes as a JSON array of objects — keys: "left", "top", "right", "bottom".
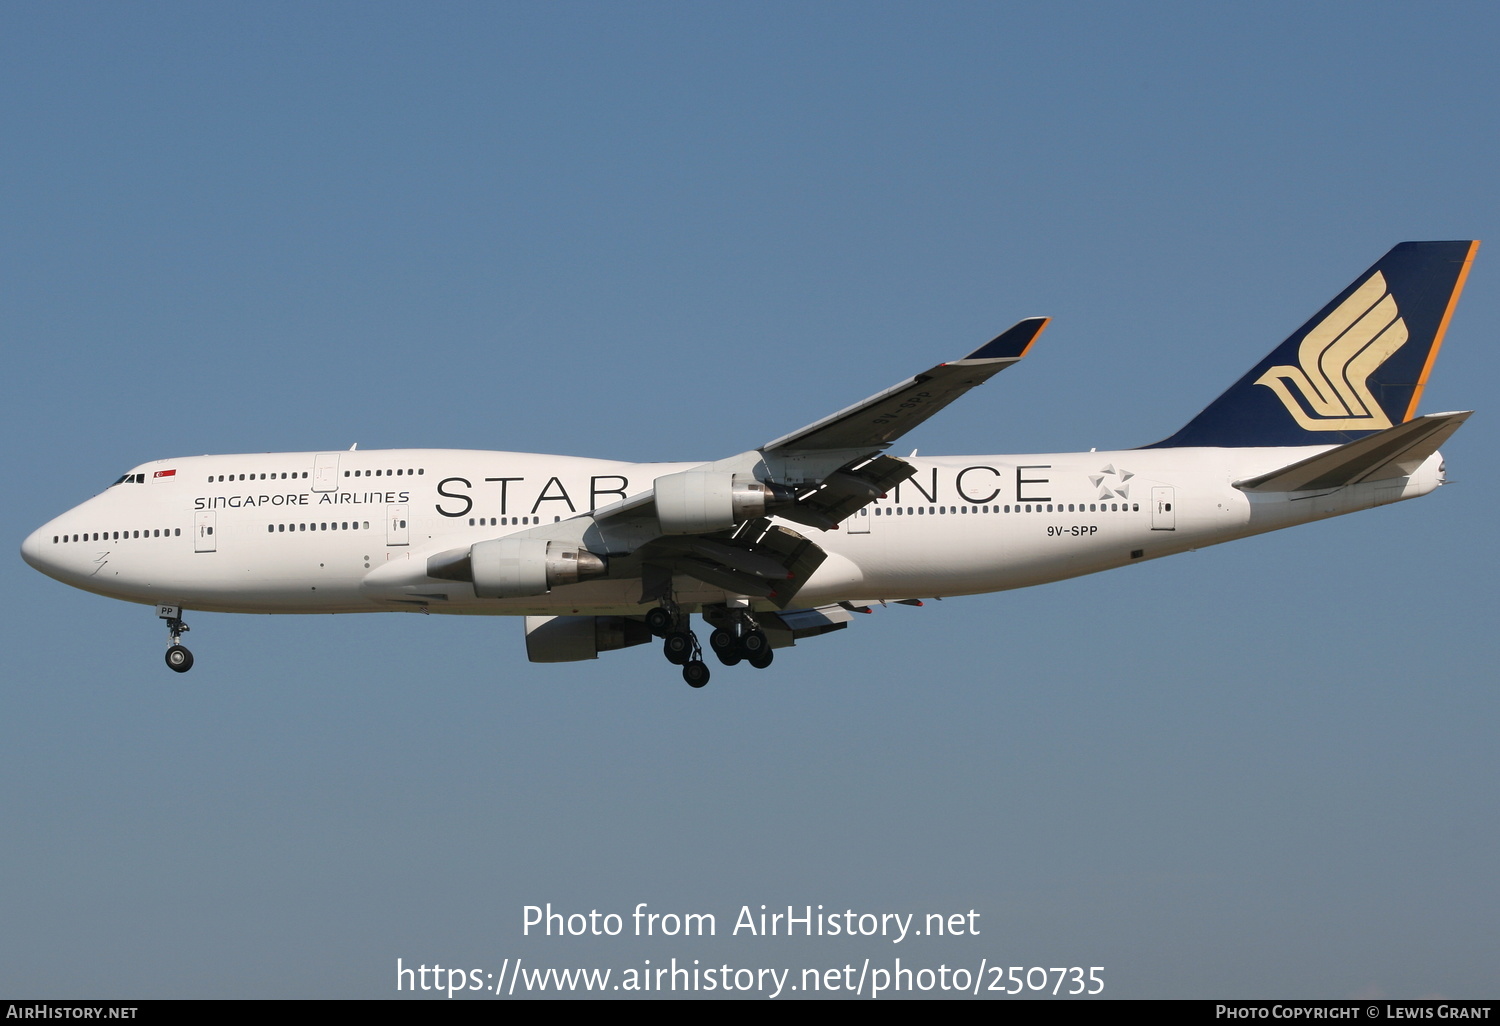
[
  {"left": 165, "top": 645, "right": 194, "bottom": 673},
  {"left": 740, "top": 630, "right": 769, "bottom": 657},
  {"left": 747, "top": 647, "right": 773, "bottom": 670},
  {"left": 645, "top": 607, "right": 674, "bottom": 636},
  {"left": 683, "top": 660, "right": 710, "bottom": 688},
  {"left": 663, "top": 631, "right": 693, "bottom": 665},
  {"left": 709, "top": 628, "right": 741, "bottom": 665}
]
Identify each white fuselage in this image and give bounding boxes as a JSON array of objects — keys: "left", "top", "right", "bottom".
[{"left": 20, "top": 445, "right": 1445, "bottom": 617}]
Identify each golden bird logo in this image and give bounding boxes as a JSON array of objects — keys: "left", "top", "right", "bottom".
[{"left": 1255, "top": 271, "right": 1408, "bottom": 431}]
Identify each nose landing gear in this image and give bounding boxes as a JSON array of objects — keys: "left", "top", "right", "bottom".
[{"left": 158, "top": 605, "right": 194, "bottom": 673}]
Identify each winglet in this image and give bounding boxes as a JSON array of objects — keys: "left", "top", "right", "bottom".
[{"left": 956, "top": 317, "right": 1049, "bottom": 362}]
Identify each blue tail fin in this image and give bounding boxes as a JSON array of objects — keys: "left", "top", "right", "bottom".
[{"left": 1148, "top": 241, "right": 1478, "bottom": 448}]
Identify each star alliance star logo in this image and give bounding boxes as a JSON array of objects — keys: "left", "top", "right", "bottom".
[
  {"left": 1090, "top": 464, "right": 1131, "bottom": 500},
  {"left": 1255, "top": 270, "right": 1408, "bottom": 431}
]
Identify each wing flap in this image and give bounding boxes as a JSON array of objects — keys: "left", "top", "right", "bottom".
[
  {"left": 630, "top": 519, "right": 829, "bottom": 607},
  {"left": 773, "top": 454, "right": 917, "bottom": 531},
  {"left": 741, "top": 520, "right": 827, "bottom": 608}
]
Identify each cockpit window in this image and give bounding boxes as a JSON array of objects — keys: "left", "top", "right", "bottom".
[{"left": 112, "top": 473, "right": 146, "bottom": 485}]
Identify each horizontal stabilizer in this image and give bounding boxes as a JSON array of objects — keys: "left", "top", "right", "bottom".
[
  {"left": 1234, "top": 411, "right": 1471, "bottom": 492},
  {"left": 763, "top": 317, "right": 1048, "bottom": 452},
  {"left": 762, "top": 605, "right": 854, "bottom": 643},
  {"left": 769, "top": 605, "right": 853, "bottom": 634}
]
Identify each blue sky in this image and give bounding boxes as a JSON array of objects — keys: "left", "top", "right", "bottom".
[{"left": 3, "top": 2, "right": 1497, "bottom": 999}]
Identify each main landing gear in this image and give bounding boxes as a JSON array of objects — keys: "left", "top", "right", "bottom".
[
  {"left": 159, "top": 605, "right": 194, "bottom": 673},
  {"left": 708, "top": 622, "right": 772, "bottom": 669},
  {"left": 646, "top": 603, "right": 774, "bottom": 687},
  {"left": 647, "top": 602, "right": 711, "bottom": 688}
]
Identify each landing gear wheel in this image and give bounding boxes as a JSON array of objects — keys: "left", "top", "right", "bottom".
[
  {"left": 159, "top": 609, "right": 193, "bottom": 671},
  {"left": 747, "top": 647, "right": 773, "bottom": 670},
  {"left": 645, "top": 606, "right": 675, "bottom": 636},
  {"left": 683, "top": 660, "right": 711, "bottom": 688},
  {"left": 663, "top": 631, "right": 694, "bottom": 665},
  {"left": 709, "top": 628, "right": 742, "bottom": 666},
  {"left": 739, "top": 629, "right": 770, "bottom": 658}
]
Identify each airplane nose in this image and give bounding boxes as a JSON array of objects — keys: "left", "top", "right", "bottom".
[
  {"left": 21, "top": 525, "right": 43, "bottom": 568},
  {"left": 21, "top": 522, "right": 60, "bottom": 577}
]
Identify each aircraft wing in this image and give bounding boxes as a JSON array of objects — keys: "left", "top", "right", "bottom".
[
  {"left": 455, "top": 319, "right": 1049, "bottom": 609},
  {"left": 762, "top": 317, "right": 1049, "bottom": 452},
  {"left": 588, "top": 316, "right": 1049, "bottom": 534}
]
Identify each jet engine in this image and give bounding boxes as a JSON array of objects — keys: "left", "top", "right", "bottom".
[
  {"left": 653, "top": 471, "right": 790, "bottom": 535},
  {"left": 524, "top": 615, "right": 654, "bottom": 662},
  {"left": 429, "top": 538, "right": 607, "bottom": 598}
]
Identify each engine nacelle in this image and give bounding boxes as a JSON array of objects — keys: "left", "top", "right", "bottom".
[
  {"left": 653, "top": 471, "right": 783, "bottom": 535},
  {"left": 468, "top": 538, "right": 606, "bottom": 598},
  {"left": 524, "top": 615, "right": 654, "bottom": 662}
]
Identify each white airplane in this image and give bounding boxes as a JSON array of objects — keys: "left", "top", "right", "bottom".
[{"left": 21, "top": 241, "right": 1478, "bottom": 687}]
